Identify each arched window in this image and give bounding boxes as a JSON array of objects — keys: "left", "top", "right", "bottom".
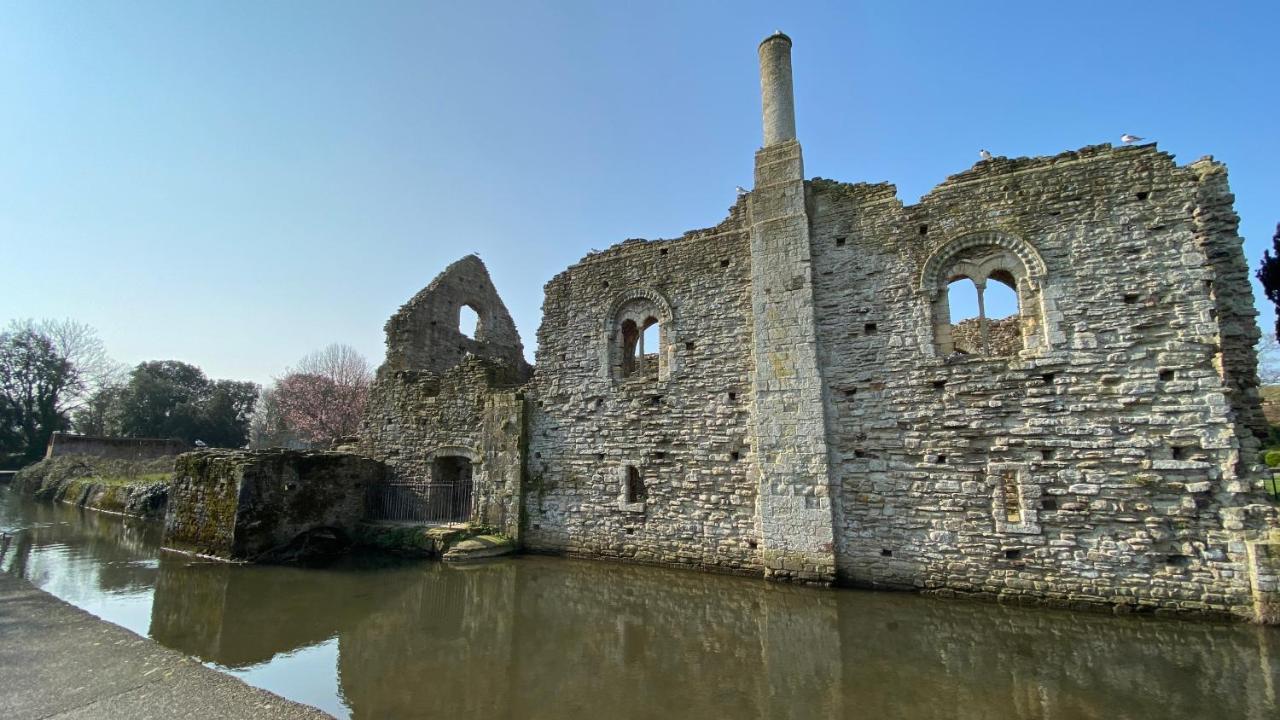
[
  {"left": 920, "top": 232, "right": 1056, "bottom": 358},
  {"left": 458, "top": 304, "right": 480, "bottom": 340},
  {"left": 604, "top": 289, "right": 675, "bottom": 383}
]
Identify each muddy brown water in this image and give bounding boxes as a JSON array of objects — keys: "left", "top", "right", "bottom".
[{"left": 2, "top": 488, "right": 1277, "bottom": 719}]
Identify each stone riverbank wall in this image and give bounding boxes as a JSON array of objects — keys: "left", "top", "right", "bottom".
[{"left": 356, "top": 34, "right": 1280, "bottom": 621}]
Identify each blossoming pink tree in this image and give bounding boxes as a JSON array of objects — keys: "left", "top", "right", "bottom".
[{"left": 271, "top": 344, "right": 372, "bottom": 447}]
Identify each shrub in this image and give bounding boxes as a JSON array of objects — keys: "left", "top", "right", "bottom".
[{"left": 1264, "top": 450, "right": 1280, "bottom": 468}]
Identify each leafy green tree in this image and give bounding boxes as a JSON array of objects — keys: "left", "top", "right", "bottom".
[
  {"left": 0, "top": 327, "right": 79, "bottom": 467},
  {"left": 72, "top": 383, "right": 125, "bottom": 436},
  {"left": 116, "top": 361, "right": 258, "bottom": 447},
  {"left": 198, "top": 379, "right": 260, "bottom": 448}
]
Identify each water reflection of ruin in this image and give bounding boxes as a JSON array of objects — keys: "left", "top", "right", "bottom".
[
  {"left": 8, "top": 495, "right": 1278, "bottom": 720},
  {"left": 140, "top": 553, "right": 1280, "bottom": 720}
]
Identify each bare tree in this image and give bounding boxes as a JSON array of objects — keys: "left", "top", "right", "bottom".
[
  {"left": 1258, "top": 332, "right": 1280, "bottom": 386},
  {"left": 11, "top": 319, "right": 125, "bottom": 405}
]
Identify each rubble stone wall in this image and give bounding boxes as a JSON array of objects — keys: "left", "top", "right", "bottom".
[
  {"left": 523, "top": 206, "right": 764, "bottom": 574},
  {"left": 807, "top": 144, "right": 1277, "bottom": 619},
  {"left": 164, "top": 449, "right": 382, "bottom": 561},
  {"left": 358, "top": 358, "right": 525, "bottom": 537}
]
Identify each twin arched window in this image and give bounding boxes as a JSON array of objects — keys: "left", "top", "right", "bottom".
[
  {"left": 920, "top": 232, "right": 1057, "bottom": 358},
  {"left": 604, "top": 289, "right": 674, "bottom": 383}
]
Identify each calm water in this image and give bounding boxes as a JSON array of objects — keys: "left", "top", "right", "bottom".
[{"left": 2, "top": 487, "right": 1278, "bottom": 720}]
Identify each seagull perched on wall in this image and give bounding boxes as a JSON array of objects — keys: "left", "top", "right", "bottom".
[
  {"left": 194, "top": 440, "right": 207, "bottom": 448},
  {"left": 1121, "top": 133, "right": 1144, "bottom": 145},
  {"left": 979, "top": 149, "right": 993, "bottom": 161},
  {"left": 736, "top": 185, "right": 749, "bottom": 196}
]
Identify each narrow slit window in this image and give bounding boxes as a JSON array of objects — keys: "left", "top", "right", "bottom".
[{"left": 625, "top": 466, "right": 646, "bottom": 503}]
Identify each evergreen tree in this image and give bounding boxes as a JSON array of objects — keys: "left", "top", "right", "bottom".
[{"left": 1257, "top": 223, "right": 1280, "bottom": 338}]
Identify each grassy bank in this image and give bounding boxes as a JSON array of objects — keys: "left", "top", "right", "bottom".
[{"left": 13, "top": 455, "right": 175, "bottom": 520}]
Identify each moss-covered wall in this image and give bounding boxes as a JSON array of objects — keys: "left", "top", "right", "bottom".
[
  {"left": 162, "top": 449, "right": 384, "bottom": 561},
  {"left": 164, "top": 452, "right": 243, "bottom": 558}
]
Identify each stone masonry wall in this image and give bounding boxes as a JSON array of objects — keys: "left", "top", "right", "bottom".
[
  {"left": 164, "top": 449, "right": 382, "bottom": 561},
  {"left": 381, "top": 254, "right": 531, "bottom": 379},
  {"left": 807, "top": 144, "right": 1278, "bottom": 619},
  {"left": 360, "top": 255, "right": 531, "bottom": 537},
  {"left": 358, "top": 358, "right": 525, "bottom": 536},
  {"left": 746, "top": 137, "right": 837, "bottom": 583},
  {"left": 523, "top": 204, "right": 763, "bottom": 574}
]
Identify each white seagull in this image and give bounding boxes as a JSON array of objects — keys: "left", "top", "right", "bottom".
[
  {"left": 736, "top": 185, "right": 749, "bottom": 196},
  {"left": 979, "top": 149, "right": 993, "bottom": 161},
  {"left": 194, "top": 439, "right": 207, "bottom": 448},
  {"left": 1121, "top": 133, "right": 1144, "bottom": 145}
]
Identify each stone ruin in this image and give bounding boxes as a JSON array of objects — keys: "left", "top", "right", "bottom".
[{"left": 193, "top": 34, "right": 1276, "bottom": 621}]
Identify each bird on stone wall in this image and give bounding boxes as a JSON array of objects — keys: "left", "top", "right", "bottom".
[
  {"left": 1121, "top": 134, "right": 1144, "bottom": 145},
  {"left": 979, "top": 149, "right": 993, "bottom": 161},
  {"left": 194, "top": 439, "right": 207, "bottom": 448},
  {"left": 736, "top": 185, "right": 749, "bottom": 196}
]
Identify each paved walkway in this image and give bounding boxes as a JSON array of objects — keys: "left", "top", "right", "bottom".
[{"left": 0, "top": 573, "right": 333, "bottom": 719}]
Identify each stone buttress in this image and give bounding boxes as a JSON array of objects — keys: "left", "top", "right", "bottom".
[{"left": 746, "top": 32, "right": 838, "bottom": 583}]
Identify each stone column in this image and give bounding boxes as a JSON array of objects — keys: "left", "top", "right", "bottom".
[
  {"left": 759, "top": 32, "right": 797, "bottom": 147},
  {"left": 747, "top": 32, "right": 837, "bottom": 584}
]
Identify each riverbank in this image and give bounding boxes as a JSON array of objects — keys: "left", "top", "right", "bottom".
[
  {"left": 0, "top": 571, "right": 333, "bottom": 720},
  {"left": 12, "top": 455, "right": 170, "bottom": 520}
]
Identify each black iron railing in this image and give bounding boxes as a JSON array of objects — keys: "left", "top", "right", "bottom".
[{"left": 366, "top": 479, "right": 473, "bottom": 524}]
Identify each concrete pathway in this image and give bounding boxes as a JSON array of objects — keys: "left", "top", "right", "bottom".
[{"left": 0, "top": 573, "right": 333, "bottom": 719}]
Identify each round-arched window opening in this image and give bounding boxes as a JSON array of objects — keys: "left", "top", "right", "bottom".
[
  {"left": 458, "top": 304, "right": 480, "bottom": 340},
  {"left": 946, "top": 278, "right": 980, "bottom": 354},
  {"left": 986, "top": 272, "right": 1020, "bottom": 319},
  {"left": 944, "top": 275, "right": 1021, "bottom": 357}
]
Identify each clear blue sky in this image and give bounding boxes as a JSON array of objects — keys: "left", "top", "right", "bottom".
[{"left": 2, "top": 1, "right": 1277, "bottom": 385}]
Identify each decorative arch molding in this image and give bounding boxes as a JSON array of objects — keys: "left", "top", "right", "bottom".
[
  {"left": 918, "top": 231, "right": 1060, "bottom": 358},
  {"left": 602, "top": 287, "right": 675, "bottom": 330},
  {"left": 601, "top": 287, "right": 677, "bottom": 383},
  {"left": 919, "top": 231, "right": 1048, "bottom": 298}
]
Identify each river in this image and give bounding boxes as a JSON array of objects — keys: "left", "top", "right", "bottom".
[{"left": 2, "top": 487, "right": 1277, "bottom": 719}]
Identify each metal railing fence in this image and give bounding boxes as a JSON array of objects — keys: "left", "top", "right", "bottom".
[{"left": 366, "top": 479, "right": 473, "bottom": 524}]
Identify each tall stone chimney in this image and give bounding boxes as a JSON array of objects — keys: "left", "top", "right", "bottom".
[
  {"left": 758, "top": 31, "right": 797, "bottom": 147},
  {"left": 746, "top": 32, "right": 838, "bottom": 585}
]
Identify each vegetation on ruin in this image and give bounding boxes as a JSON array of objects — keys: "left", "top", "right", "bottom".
[{"left": 15, "top": 455, "right": 176, "bottom": 494}]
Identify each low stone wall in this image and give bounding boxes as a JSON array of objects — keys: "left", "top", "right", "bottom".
[
  {"left": 163, "top": 449, "right": 385, "bottom": 562},
  {"left": 46, "top": 432, "right": 189, "bottom": 462}
]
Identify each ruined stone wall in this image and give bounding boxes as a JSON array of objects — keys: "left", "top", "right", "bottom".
[
  {"left": 807, "top": 144, "right": 1277, "bottom": 619},
  {"left": 360, "top": 255, "right": 530, "bottom": 537},
  {"left": 381, "top": 254, "right": 531, "bottom": 379},
  {"left": 164, "top": 449, "right": 382, "bottom": 561},
  {"left": 523, "top": 205, "right": 763, "bottom": 573},
  {"left": 358, "top": 358, "right": 525, "bottom": 535}
]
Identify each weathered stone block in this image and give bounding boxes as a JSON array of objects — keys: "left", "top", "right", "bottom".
[{"left": 163, "top": 449, "right": 384, "bottom": 562}]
